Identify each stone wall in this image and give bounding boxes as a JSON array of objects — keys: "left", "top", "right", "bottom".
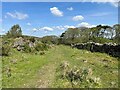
[{"left": 73, "top": 42, "right": 120, "bottom": 57}]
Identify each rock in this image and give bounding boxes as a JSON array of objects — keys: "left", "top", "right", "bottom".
[
  {"left": 29, "top": 42, "right": 35, "bottom": 48},
  {"left": 10, "top": 59, "right": 17, "bottom": 64},
  {"left": 73, "top": 42, "right": 120, "bottom": 57},
  {"left": 83, "top": 60, "right": 87, "bottom": 63},
  {"left": 60, "top": 61, "right": 69, "bottom": 70},
  {"left": 13, "top": 37, "right": 25, "bottom": 48},
  {"left": 60, "top": 61, "right": 69, "bottom": 78},
  {"left": 6, "top": 67, "right": 11, "bottom": 77},
  {"left": 17, "top": 45, "right": 24, "bottom": 51},
  {"left": 110, "top": 82, "right": 115, "bottom": 85},
  {"left": 88, "top": 68, "right": 93, "bottom": 76}
]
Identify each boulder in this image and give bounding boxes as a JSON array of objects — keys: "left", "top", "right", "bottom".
[
  {"left": 13, "top": 37, "right": 25, "bottom": 48},
  {"left": 29, "top": 42, "right": 35, "bottom": 48},
  {"left": 17, "top": 46, "right": 24, "bottom": 51}
]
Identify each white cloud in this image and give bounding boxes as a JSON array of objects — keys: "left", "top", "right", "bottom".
[
  {"left": 0, "top": 29, "right": 6, "bottom": 35},
  {"left": 40, "top": 27, "right": 53, "bottom": 31},
  {"left": 110, "top": 2, "right": 119, "bottom": 7},
  {"left": 1, "top": 29, "right": 5, "bottom": 32},
  {"left": 81, "top": 0, "right": 119, "bottom": 7},
  {"left": 67, "top": 7, "right": 73, "bottom": 11},
  {"left": 53, "top": 26, "right": 65, "bottom": 30},
  {"left": 6, "top": 11, "right": 28, "bottom": 20},
  {"left": 72, "top": 15, "right": 84, "bottom": 21},
  {"left": 64, "top": 25, "right": 75, "bottom": 29},
  {"left": 33, "top": 25, "right": 76, "bottom": 32},
  {"left": 27, "top": 22, "right": 31, "bottom": 26},
  {"left": 52, "top": 25, "right": 75, "bottom": 30},
  {"left": 33, "top": 22, "right": 96, "bottom": 32},
  {"left": 33, "top": 28, "right": 38, "bottom": 31},
  {"left": 50, "top": 7, "right": 63, "bottom": 17},
  {"left": 77, "top": 22, "right": 96, "bottom": 28}
]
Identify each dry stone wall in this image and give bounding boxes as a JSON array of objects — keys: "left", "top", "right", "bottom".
[{"left": 73, "top": 42, "right": 120, "bottom": 57}]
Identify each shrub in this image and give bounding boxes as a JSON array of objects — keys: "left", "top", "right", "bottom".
[
  {"left": 56, "top": 62, "right": 101, "bottom": 88},
  {"left": 39, "top": 51, "right": 45, "bottom": 55},
  {"left": 35, "top": 42, "right": 49, "bottom": 51},
  {"left": 22, "top": 42, "right": 49, "bottom": 53},
  {"left": 29, "top": 37, "right": 36, "bottom": 43},
  {"left": 0, "top": 41, "right": 11, "bottom": 56},
  {"left": 23, "top": 43, "right": 33, "bottom": 53}
]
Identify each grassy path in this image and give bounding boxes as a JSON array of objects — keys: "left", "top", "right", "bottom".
[
  {"left": 2, "top": 45, "right": 119, "bottom": 88},
  {"left": 35, "top": 45, "right": 65, "bottom": 88},
  {"left": 36, "top": 47, "right": 59, "bottom": 88},
  {"left": 37, "top": 63, "right": 56, "bottom": 88},
  {"left": 19, "top": 45, "right": 64, "bottom": 88}
]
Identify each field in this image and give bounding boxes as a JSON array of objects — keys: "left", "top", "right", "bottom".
[{"left": 2, "top": 45, "right": 119, "bottom": 88}]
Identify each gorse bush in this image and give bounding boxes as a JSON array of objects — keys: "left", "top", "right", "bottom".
[
  {"left": 0, "top": 41, "right": 11, "bottom": 56},
  {"left": 56, "top": 62, "right": 102, "bottom": 88},
  {"left": 29, "top": 37, "right": 36, "bottom": 43},
  {"left": 22, "top": 42, "right": 50, "bottom": 53},
  {"left": 23, "top": 43, "right": 32, "bottom": 53},
  {"left": 35, "top": 42, "right": 49, "bottom": 51}
]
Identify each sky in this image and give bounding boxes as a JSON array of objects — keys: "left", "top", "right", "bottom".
[{"left": 1, "top": 2, "right": 118, "bottom": 37}]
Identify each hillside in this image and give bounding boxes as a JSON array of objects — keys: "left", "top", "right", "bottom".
[{"left": 2, "top": 45, "right": 118, "bottom": 88}]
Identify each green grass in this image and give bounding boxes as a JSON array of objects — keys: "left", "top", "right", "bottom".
[
  {"left": 2, "top": 49, "right": 49, "bottom": 88},
  {"left": 2, "top": 45, "right": 119, "bottom": 88}
]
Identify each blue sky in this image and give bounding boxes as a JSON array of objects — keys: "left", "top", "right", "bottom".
[{"left": 1, "top": 2, "right": 118, "bottom": 37}]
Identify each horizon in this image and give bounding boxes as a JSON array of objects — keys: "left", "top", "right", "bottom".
[{"left": 1, "top": 2, "right": 118, "bottom": 37}]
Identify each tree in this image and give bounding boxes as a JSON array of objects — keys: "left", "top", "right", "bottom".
[
  {"left": 41, "top": 35, "right": 59, "bottom": 44},
  {"left": 60, "top": 27, "right": 91, "bottom": 44},
  {"left": 6, "top": 24, "right": 22, "bottom": 38},
  {"left": 60, "top": 25, "right": 117, "bottom": 44},
  {"left": 113, "top": 24, "right": 120, "bottom": 44},
  {"left": 60, "top": 28, "right": 82, "bottom": 44}
]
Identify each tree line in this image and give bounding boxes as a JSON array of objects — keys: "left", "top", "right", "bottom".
[{"left": 4, "top": 24, "right": 120, "bottom": 44}]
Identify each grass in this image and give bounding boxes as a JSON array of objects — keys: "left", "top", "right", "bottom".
[
  {"left": 2, "top": 49, "right": 49, "bottom": 88},
  {"left": 0, "top": 38, "right": 2, "bottom": 89},
  {"left": 2, "top": 45, "right": 119, "bottom": 88}
]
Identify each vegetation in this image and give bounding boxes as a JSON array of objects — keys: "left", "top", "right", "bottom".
[
  {"left": 0, "top": 39, "right": 11, "bottom": 56},
  {"left": 41, "top": 35, "right": 59, "bottom": 44},
  {"left": 2, "top": 45, "right": 118, "bottom": 88},
  {"left": 60, "top": 24, "right": 120, "bottom": 44},
  {"left": 113, "top": 24, "right": 120, "bottom": 43},
  {"left": 1, "top": 24, "right": 120, "bottom": 88},
  {"left": 34, "top": 42, "right": 49, "bottom": 51},
  {"left": 6, "top": 24, "right": 22, "bottom": 38},
  {"left": 4, "top": 24, "right": 120, "bottom": 45}
]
